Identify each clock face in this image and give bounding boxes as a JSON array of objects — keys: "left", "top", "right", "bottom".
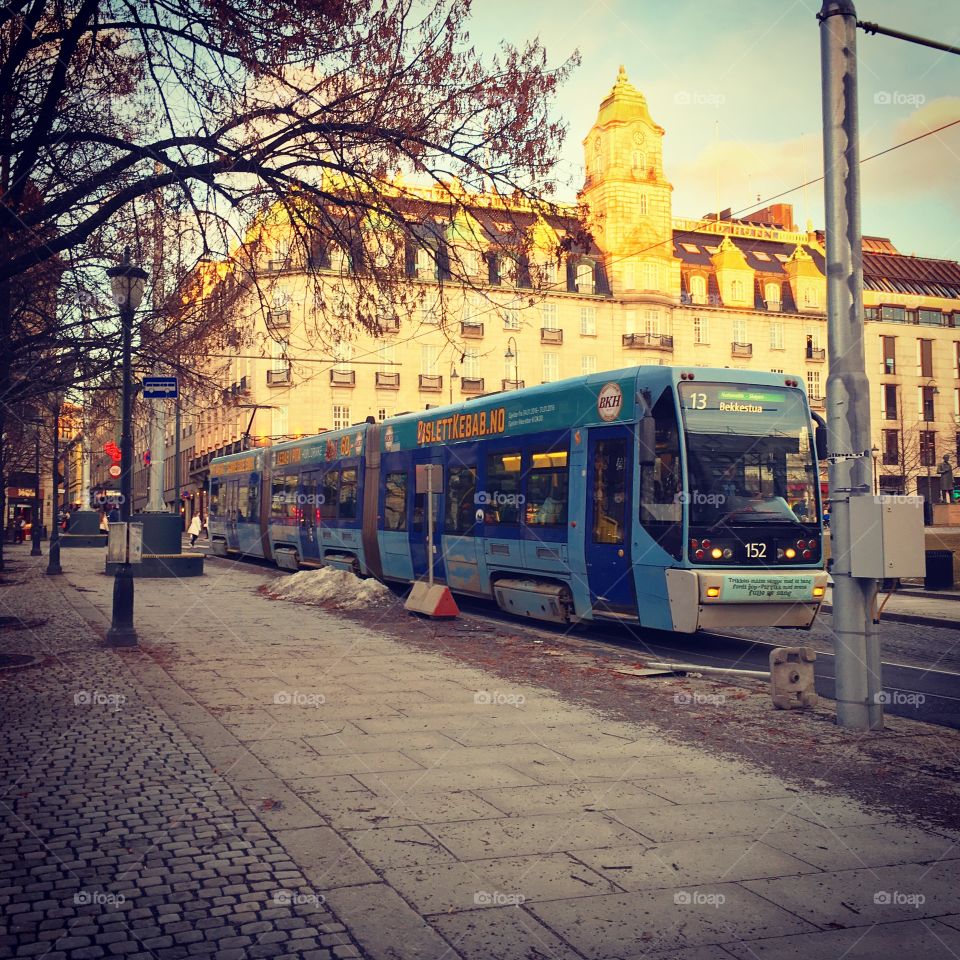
[{"left": 633, "top": 131, "right": 645, "bottom": 145}]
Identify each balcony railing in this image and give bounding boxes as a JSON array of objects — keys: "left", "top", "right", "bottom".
[
  {"left": 765, "top": 299, "right": 782, "bottom": 312},
  {"left": 268, "top": 258, "right": 294, "bottom": 272},
  {"left": 419, "top": 374, "right": 443, "bottom": 392},
  {"left": 501, "top": 378, "right": 525, "bottom": 390},
  {"left": 540, "top": 327, "right": 563, "bottom": 345},
  {"left": 461, "top": 321, "right": 484, "bottom": 339},
  {"left": 330, "top": 369, "right": 356, "bottom": 387},
  {"left": 806, "top": 346, "right": 826, "bottom": 361},
  {"left": 622, "top": 333, "right": 674, "bottom": 350},
  {"left": 377, "top": 316, "right": 401, "bottom": 333},
  {"left": 375, "top": 371, "right": 400, "bottom": 389},
  {"left": 461, "top": 377, "right": 484, "bottom": 394},
  {"left": 266, "top": 309, "right": 290, "bottom": 329},
  {"left": 266, "top": 368, "right": 291, "bottom": 385},
  {"left": 809, "top": 395, "right": 825, "bottom": 409},
  {"left": 731, "top": 341, "right": 753, "bottom": 357}
]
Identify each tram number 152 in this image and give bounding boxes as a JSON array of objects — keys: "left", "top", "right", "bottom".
[{"left": 746, "top": 542, "right": 767, "bottom": 558}]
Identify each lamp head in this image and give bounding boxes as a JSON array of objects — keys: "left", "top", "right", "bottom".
[
  {"left": 107, "top": 248, "right": 148, "bottom": 311},
  {"left": 504, "top": 345, "right": 515, "bottom": 360}
]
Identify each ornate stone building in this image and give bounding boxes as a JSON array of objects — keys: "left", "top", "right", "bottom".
[{"left": 120, "top": 68, "right": 959, "bottom": 520}]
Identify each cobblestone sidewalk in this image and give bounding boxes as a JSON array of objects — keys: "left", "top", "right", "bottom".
[{"left": 0, "top": 548, "right": 364, "bottom": 960}]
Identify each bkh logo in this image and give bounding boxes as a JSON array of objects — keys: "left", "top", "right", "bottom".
[{"left": 597, "top": 382, "right": 623, "bottom": 422}]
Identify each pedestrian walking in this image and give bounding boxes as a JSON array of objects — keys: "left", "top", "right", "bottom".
[
  {"left": 99, "top": 511, "right": 109, "bottom": 533},
  {"left": 14, "top": 516, "right": 25, "bottom": 544},
  {"left": 188, "top": 514, "right": 203, "bottom": 548}
]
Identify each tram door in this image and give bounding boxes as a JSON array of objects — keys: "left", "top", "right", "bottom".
[
  {"left": 410, "top": 450, "right": 446, "bottom": 583},
  {"left": 584, "top": 426, "right": 637, "bottom": 614},
  {"left": 300, "top": 469, "right": 322, "bottom": 563}
]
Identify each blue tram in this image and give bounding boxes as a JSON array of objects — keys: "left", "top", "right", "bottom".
[{"left": 208, "top": 365, "right": 828, "bottom": 633}]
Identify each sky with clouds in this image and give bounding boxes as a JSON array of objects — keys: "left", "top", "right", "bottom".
[{"left": 465, "top": 0, "right": 959, "bottom": 260}]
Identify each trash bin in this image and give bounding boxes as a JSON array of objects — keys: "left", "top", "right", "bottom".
[{"left": 925, "top": 550, "right": 954, "bottom": 591}]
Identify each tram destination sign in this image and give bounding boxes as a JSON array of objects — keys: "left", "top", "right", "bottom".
[{"left": 721, "top": 574, "right": 815, "bottom": 603}]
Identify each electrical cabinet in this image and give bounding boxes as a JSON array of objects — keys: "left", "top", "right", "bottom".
[{"left": 848, "top": 496, "right": 925, "bottom": 579}]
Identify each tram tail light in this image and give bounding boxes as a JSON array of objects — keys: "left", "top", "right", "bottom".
[{"left": 706, "top": 586, "right": 720, "bottom": 598}]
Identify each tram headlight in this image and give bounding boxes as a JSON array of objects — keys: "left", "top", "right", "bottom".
[
  {"left": 784, "top": 547, "right": 797, "bottom": 560},
  {"left": 710, "top": 547, "right": 723, "bottom": 560}
]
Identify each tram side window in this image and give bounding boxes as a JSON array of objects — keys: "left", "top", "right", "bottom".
[
  {"left": 526, "top": 450, "right": 568, "bottom": 526},
  {"left": 226, "top": 479, "right": 237, "bottom": 519},
  {"left": 340, "top": 467, "right": 358, "bottom": 519},
  {"left": 245, "top": 477, "right": 260, "bottom": 522},
  {"left": 209, "top": 481, "right": 220, "bottom": 517},
  {"left": 445, "top": 466, "right": 477, "bottom": 534},
  {"left": 271, "top": 476, "right": 286, "bottom": 520},
  {"left": 484, "top": 451, "right": 522, "bottom": 524},
  {"left": 383, "top": 472, "right": 407, "bottom": 531},
  {"left": 592, "top": 440, "right": 627, "bottom": 544},
  {"left": 639, "top": 391, "right": 683, "bottom": 559},
  {"left": 320, "top": 470, "right": 340, "bottom": 520}
]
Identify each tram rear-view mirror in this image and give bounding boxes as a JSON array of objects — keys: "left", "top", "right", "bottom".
[
  {"left": 638, "top": 417, "right": 656, "bottom": 465},
  {"left": 815, "top": 423, "right": 828, "bottom": 461}
]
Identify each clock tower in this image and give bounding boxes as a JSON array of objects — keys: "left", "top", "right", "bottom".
[{"left": 580, "top": 67, "right": 676, "bottom": 302}]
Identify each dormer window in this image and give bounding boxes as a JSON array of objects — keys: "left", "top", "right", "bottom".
[
  {"left": 731, "top": 279, "right": 745, "bottom": 302},
  {"left": 575, "top": 262, "right": 595, "bottom": 295},
  {"left": 764, "top": 282, "right": 781, "bottom": 310},
  {"left": 690, "top": 275, "right": 707, "bottom": 305},
  {"left": 329, "top": 244, "right": 349, "bottom": 274}
]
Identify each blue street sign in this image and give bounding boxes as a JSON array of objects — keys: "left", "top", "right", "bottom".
[{"left": 143, "top": 376, "right": 178, "bottom": 399}]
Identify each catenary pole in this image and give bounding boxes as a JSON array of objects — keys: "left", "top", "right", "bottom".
[{"left": 818, "top": 0, "right": 882, "bottom": 730}]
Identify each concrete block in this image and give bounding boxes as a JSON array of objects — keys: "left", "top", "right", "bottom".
[{"left": 769, "top": 646, "right": 817, "bottom": 709}]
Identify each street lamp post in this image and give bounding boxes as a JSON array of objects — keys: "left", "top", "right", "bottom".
[
  {"left": 30, "top": 415, "right": 43, "bottom": 556},
  {"left": 449, "top": 364, "right": 459, "bottom": 404},
  {"left": 46, "top": 402, "right": 63, "bottom": 575},
  {"left": 105, "top": 250, "right": 147, "bottom": 647},
  {"left": 504, "top": 336, "right": 519, "bottom": 388}
]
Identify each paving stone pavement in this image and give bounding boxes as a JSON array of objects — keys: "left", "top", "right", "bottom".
[
  {"left": 4, "top": 545, "right": 960, "bottom": 960},
  {"left": 0, "top": 549, "right": 365, "bottom": 960}
]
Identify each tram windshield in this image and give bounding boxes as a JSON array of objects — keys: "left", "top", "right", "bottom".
[{"left": 678, "top": 383, "right": 819, "bottom": 528}]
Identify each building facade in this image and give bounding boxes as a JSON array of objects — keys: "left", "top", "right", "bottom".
[{"left": 111, "top": 68, "right": 959, "bottom": 518}]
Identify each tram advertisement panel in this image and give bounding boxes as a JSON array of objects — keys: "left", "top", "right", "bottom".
[{"left": 384, "top": 376, "right": 636, "bottom": 452}]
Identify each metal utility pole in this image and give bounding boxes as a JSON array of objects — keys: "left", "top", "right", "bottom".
[
  {"left": 819, "top": 0, "right": 882, "bottom": 730},
  {"left": 46, "top": 402, "right": 62, "bottom": 575}
]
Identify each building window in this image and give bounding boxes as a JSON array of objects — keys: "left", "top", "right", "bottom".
[
  {"left": 271, "top": 339, "right": 289, "bottom": 372},
  {"left": 420, "top": 344, "right": 439, "bottom": 375},
  {"left": 580, "top": 306, "right": 597, "bottom": 336},
  {"left": 764, "top": 282, "right": 781, "bottom": 307},
  {"left": 416, "top": 245, "right": 436, "bottom": 280},
  {"left": 542, "top": 352, "right": 559, "bottom": 383},
  {"left": 690, "top": 275, "right": 707, "bottom": 305},
  {"left": 421, "top": 303, "right": 438, "bottom": 325},
  {"left": 883, "top": 429, "right": 899, "bottom": 465},
  {"left": 632, "top": 150, "right": 645, "bottom": 172},
  {"left": 463, "top": 295, "right": 480, "bottom": 323},
  {"left": 377, "top": 342, "right": 395, "bottom": 373},
  {"left": 806, "top": 326, "right": 821, "bottom": 350},
  {"left": 272, "top": 405, "right": 289, "bottom": 438},
  {"left": 377, "top": 407, "right": 393, "bottom": 422},
  {"left": 806, "top": 370, "right": 822, "bottom": 400},
  {"left": 622, "top": 261, "right": 635, "bottom": 291},
  {"left": 458, "top": 249, "right": 479, "bottom": 277},
  {"left": 918, "top": 309, "right": 942, "bottom": 326},
  {"left": 803, "top": 286, "right": 820, "bottom": 308},
  {"left": 332, "top": 405, "right": 350, "bottom": 431},
  {"left": 542, "top": 303, "right": 558, "bottom": 330},
  {"left": 920, "top": 385, "right": 936, "bottom": 422},
  {"left": 918, "top": 338, "right": 933, "bottom": 378},
  {"left": 644, "top": 309, "right": 660, "bottom": 336},
  {"left": 537, "top": 260, "right": 557, "bottom": 286},
  {"left": 575, "top": 263, "right": 595, "bottom": 294},
  {"left": 642, "top": 262, "right": 657, "bottom": 290},
  {"left": 731, "top": 279, "right": 746, "bottom": 302},
  {"left": 732, "top": 318, "right": 747, "bottom": 342},
  {"left": 769, "top": 321, "right": 784, "bottom": 350},
  {"left": 882, "top": 384, "right": 898, "bottom": 421},
  {"left": 638, "top": 193, "right": 648, "bottom": 215},
  {"left": 693, "top": 316, "right": 709, "bottom": 344},
  {"left": 882, "top": 305, "right": 906, "bottom": 323},
  {"left": 500, "top": 256, "right": 519, "bottom": 288},
  {"left": 333, "top": 342, "right": 353, "bottom": 372},
  {"left": 582, "top": 355, "right": 597, "bottom": 375},
  {"left": 463, "top": 350, "right": 481, "bottom": 379},
  {"left": 920, "top": 430, "right": 937, "bottom": 467},
  {"left": 882, "top": 335, "right": 896, "bottom": 374},
  {"left": 503, "top": 308, "right": 520, "bottom": 330}
]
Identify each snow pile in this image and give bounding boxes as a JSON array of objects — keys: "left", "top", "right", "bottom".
[{"left": 267, "top": 568, "right": 393, "bottom": 609}]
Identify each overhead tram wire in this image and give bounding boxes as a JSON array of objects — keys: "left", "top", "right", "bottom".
[{"left": 199, "top": 117, "right": 960, "bottom": 395}]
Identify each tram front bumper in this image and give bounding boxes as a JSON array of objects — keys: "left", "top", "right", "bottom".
[{"left": 664, "top": 568, "right": 829, "bottom": 633}]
